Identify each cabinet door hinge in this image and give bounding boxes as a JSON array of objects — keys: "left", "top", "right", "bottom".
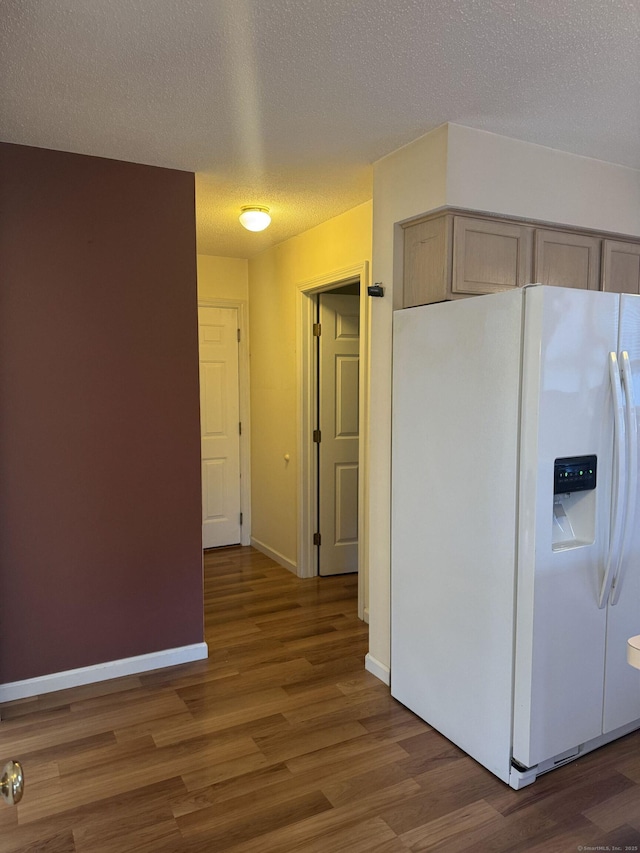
[
  {"left": 237, "top": 328, "right": 241, "bottom": 342},
  {"left": 240, "top": 512, "right": 243, "bottom": 526},
  {"left": 313, "top": 429, "right": 321, "bottom": 443},
  {"left": 313, "top": 532, "right": 321, "bottom": 546},
  {"left": 239, "top": 421, "right": 242, "bottom": 435},
  {"left": 313, "top": 323, "right": 321, "bottom": 337}
]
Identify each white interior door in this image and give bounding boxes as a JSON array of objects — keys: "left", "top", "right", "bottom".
[
  {"left": 318, "top": 293, "right": 359, "bottom": 575},
  {"left": 199, "top": 306, "right": 241, "bottom": 548}
]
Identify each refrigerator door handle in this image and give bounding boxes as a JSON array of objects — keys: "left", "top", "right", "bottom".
[
  {"left": 610, "top": 350, "right": 637, "bottom": 606},
  {"left": 599, "top": 352, "right": 627, "bottom": 609}
]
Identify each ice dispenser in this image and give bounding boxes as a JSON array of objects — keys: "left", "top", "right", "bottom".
[{"left": 552, "top": 455, "right": 597, "bottom": 551}]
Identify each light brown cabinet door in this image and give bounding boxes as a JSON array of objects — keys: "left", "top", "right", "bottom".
[
  {"left": 534, "top": 230, "right": 601, "bottom": 290},
  {"left": 452, "top": 217, "right": 532, "bottom": 295},
  {"left": 602, "top": 240, "right": 640, "bottom": 294},
  {"left": 403, "top": 215, "right": 452, "bottom": 307}
]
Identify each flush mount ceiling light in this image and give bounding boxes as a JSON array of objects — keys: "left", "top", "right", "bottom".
[{"left": 239, "top": 206, "right": 271, "bottom": 232}]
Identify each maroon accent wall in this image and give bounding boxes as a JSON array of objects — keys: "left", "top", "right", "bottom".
[{"left": 0, "top": 143, "right": 204, "bottom": 683}]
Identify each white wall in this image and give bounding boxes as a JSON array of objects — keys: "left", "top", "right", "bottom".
[
  {"left": 368, "top": 122, "right": 640, "bottom": 682},
  {"left": 367, "top": 125, "right": 449, "bottom": 680},
  {"left": 447, "top": 124, "right": 640, "bottom": 237}
]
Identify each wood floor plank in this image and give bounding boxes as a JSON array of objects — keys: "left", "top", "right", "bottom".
[
  {"left": 219, "top": 779, "right": 422, "bottom": 853},
  {"left": 276, "top": 815, "right": 399, "bottom": 853},
  {"left": 1, "top": 544, "right": 640, "bottom": 852},
  {"left": 321, "top": 762, "right": 413, "bottom": 807},
  {"left": 17, "top": 734, "right": 261, "bottom": 824},
  {"left": 287, "top": 738, "right": 411, "bottom": 783},
  {"left": 176, "top": 788, "right": 333, "bottom": 848},
  {"left": 254, "top": 718, "right": 369, "bottom": 763},
  {"left": 1, "top": 778, "right": 185, "bottom": 853},
  {"left": 444, "top": 803, "right": 558, "bottom": 853},
  {"left": 177, "top": 660, "right": 316, "bottom": 709},
  {"left": 174, "top": 759, "right": 291, "bottom": 813},
  {"left": 379, "top": 758, "right": 498, "bottom": 836},
  {"left": 0, "top": 692, "right": 189, "bottom": 757},
  {"left": 583, "top": 783, "right": 640, "bottom": 832},
  {"left": 180, "top": 748, "right": 272, "bottom": 794},
  {"left": 2, "top": 828, "right": 76, "bottom": 853},
  {"left": 399, "top": 799, "right": 504, "bottom": 851},
  {"left": 281, "top": 685, "right": 401, "bottom": 726}
]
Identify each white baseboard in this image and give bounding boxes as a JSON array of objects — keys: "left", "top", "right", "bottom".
[
  {"left": 365, "top": 652, "right": 390, "bottom": 685},
  {"left": 0, "top": 642, "right": 209, "bottom": 703},
  {"left": 250, "top": 537, "right": 297, "bottom": 575}
]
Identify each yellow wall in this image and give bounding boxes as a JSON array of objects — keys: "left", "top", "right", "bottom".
[
  {"left": 248, "top": 200, "right": 372, "bottom": 568},
  {"left": 197, "top": 254, "right": 248, "bottom": 302}
]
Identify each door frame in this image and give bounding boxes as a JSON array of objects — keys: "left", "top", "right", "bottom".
[
  {"left": 198, "top": 297, "right": 252, "bottom": 547},
  {"left": 296, "top": 262, "right": 370, "bottom": 621}
]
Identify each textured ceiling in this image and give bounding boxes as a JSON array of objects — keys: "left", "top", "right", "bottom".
[{"left": 1, "top": 0, "right": 639, "bottom": 258}]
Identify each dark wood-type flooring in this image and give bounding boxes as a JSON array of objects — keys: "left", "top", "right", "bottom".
[{"left": 1, "top": 546, "right": 640, "bottom": 851}]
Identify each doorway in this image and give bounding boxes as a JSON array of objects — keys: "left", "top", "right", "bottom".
[
  {"left": 198, "top": 298, "right": 251, "bottom": 549},
  {"left": 296, "top": 263, "right": 370, "bottom": 621},
  {"left": 199, "top": 304, "right": 241, "bottom": 548},
  {"left": 316, "top": 286, "right": 360, "bottom": 575}
]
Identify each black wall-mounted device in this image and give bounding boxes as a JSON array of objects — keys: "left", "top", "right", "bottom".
[{"left": 367, "top": 283, "right": 384, "bottom": 297}]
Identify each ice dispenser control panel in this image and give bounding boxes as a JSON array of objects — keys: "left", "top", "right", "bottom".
[
  {"left": 552, "top": 455, "right": 597, "bottom": 551},
  {"left": 554, "top": 455, "right": 597, "bottom": 494}
]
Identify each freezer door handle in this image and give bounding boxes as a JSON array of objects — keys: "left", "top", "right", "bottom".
[
  {"left": 610, "top": 351, "right": 637, "bottom": 606},
  {"left": 599, "top": 352, "right": 627, "bottom": 609}
]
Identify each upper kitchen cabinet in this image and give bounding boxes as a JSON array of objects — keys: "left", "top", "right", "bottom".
[
  {"left": 534, "top": 230, "right": 601, "bottom": 290},
  {"left": 403, "top": 214, "right": 453, "bottom": 307},
  {"left": 602, "top": 240, "right": 640, "bottom": 294},
  {"left": 401, "top": 209, "right": 640, "bottom": 307},
  {"left": 401, "top": 213, "right": 533, "bottom": 307},
  {"left": 452, "top": 217, "right": 533, "bottom": 296}
]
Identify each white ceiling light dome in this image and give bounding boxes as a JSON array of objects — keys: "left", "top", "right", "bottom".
[{"left": 239, "top": 206, "right": 271, "bottom": 232}]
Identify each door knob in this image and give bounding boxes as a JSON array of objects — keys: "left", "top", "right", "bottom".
[{"left": 1, "top": 761, "right": 24, "bottom": 805}]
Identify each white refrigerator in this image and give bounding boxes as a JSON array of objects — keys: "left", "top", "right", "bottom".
[{"left": 391, "top": 285, "right": 640, "bottom": 789}]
